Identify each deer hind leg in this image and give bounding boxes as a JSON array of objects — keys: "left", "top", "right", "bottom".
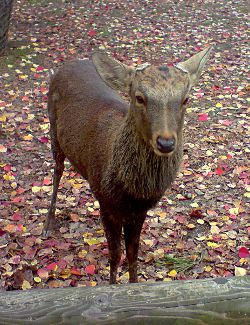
[
  {"left": 101, "top": 212, "right": 122, "bottom": 284},
  {"left": 43, "top": 123, "right": 65, "bottom": 236},
  {"left": 124, "top": 214, "right": 146, "bottom": 283}
]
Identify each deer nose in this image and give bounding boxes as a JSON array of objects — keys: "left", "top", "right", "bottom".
[{"left": 156, "top": 136, "right": 176, "bottom": 153}]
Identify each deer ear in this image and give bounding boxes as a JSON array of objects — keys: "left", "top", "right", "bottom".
[
  {"left": 92, "top": 52, "right": 135, "bottom": 91},
  {"left": 176, "top": 46, "right": 213, "bottom": 87}
]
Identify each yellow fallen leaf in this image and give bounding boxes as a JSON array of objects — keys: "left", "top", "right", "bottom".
[
  {"left": 19, "top": 74, "right": 28, "bottom": 80},
  {"left": 190, "top": 202, "right": 199, "bottom": 208},
  {"left": 206, "top": 150, "right": 213, "bottom": 156},
  {"left": 204, "top": 266, "right": 212, "bottom": 272},
  {"left": 22, "top": 280, "right": 32, "bottom": 290},
  {"left": 210, "top": 225, "right": 220, "bottom": 234},
  {"left": 118, "top": 272, "right": 129, "bottom": 282},
  {"left": 11, "top": 182, "right": 17, "bottom": 189},
  {"left": 72, "top": 183, "right": 82, "bottom": 189},
  {"left": 235, "top": 266, "right": 246, "bottom": 277},
  {"left": 216, "top": 102, "right": 223, "bottom": 108},
  {"left": 207, "top": 241, "right": 220, "bottom": 248},
  {"left": 168, "top": 269, "right": 177, "bottom": 277},
  {"left": 34, "top": 277, "right": 41, "bottom": 283},
  {"left": 158, "top": 211, "right": 167, "bottom": 218},
  {"left": 32, "top": 186, "right": 41, "bottom": 193},
  {"left": 84, "top": 237, "right": 101, "bottom": 246},
  {"left": 143, "top": 239, "right": 154, "bottom": 247},
  {"left": 153, "top": 248, "right": 165, "bottom": 259},
  {"left": 229, "top": 207, "right": 239, "bottom": 215},
  {"left": 39, "top": 209, "right": 48, "bottom": 214},
  {"left": 219, "top": 155, "right": 227, "bottom": 160},
  {"left": 187, "top": 223, "right": 196, "bottom": 229},
  {"left": 0, "top": 115, "right": 7, "bottom": 122},
  {"left": 243, "top": 192, "right": 250, "bottom": 198},
  {"left": 195, "top": 236, "right": 206, "bottom": 241},
  {"left": 27, "top": 114, "right": 35, "bottom": 120},
  {"left": 78, "top": 250, "right": 88, "bottom": 258},
  {"left": 94, "top": 201, "right": 100, "bottom": 208},
  {"left": 40, "top": 123, "right": 50, "bottom": 130},
  {"left": 23, "top": 134, "right": 33, "bottom": 141},
  {"left": 3, "top": 173, "right": 15, "bottom": 181},
  {"left": 156, "top": 271, "right": 164, "bottom": 279},
  {"left": 197, "top": 219, "right": 204, "bottom": 224}
]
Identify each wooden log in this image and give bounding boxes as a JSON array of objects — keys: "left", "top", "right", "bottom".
[{"left": 0, "top": 276, "right": 249, "bottom": 325}]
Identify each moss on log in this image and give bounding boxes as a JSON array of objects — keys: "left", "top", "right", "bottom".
[{"left": 0, "top": 276, "right": 249, "bottom": 325}]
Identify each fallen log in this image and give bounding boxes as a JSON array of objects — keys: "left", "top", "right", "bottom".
[{"left": 0, "top": 276, "right": 249, "bottom": 325}]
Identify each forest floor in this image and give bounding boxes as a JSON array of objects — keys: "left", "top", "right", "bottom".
[{"left": 0, "top": 0, "right": 249, "bottom": 289}]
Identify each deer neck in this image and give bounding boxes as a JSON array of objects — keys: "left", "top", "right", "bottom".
[{"left": 107, "top": 110, "right": 183, "bottom": 200}]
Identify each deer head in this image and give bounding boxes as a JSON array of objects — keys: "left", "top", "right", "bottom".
[{"left": 92, "top": 46, "right": 213, "bottom": 156}]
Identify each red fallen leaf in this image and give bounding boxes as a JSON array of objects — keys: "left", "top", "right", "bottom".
[
  {"left": 102, "top": 248, "right": 109, "bottom": 255},
  {"left": 212, "top": 85, "right": 220, "bottom": 90},
  {"left": 227, "top": 153, "right": 233, "bottom": 159},
  {"left": 3, "top": 164, "right": 12, "bottom": 171},
  {"left": 175, "top": 215, "right": 186, "bottom": 224},
  {"left": 190, "top": 209, "right": 202, "bottom": 218},
  {"left": 224, "top": 204, "right": 231, "bottom": 211},
  {"left": 46, "top": 262, "right": 58, "bottom": 271},
  {"left": 91, "top": 210, "right": 100, "bottom": 216},
  {"left": 198, "top": 113, "right": 208, "bottom": 121},
  {"left": 247, "top": 227, "right": 250, "bottom": 234},
  {"left": 36, "top": 66, "right": 44, "bottom": 71},
  {"left": 38, "top": 136, "right": 49, "bottom": 143},
  {"left": 12, "top": 212, "right": 22, "bottom": 221},
  {"left": 215, "top": 167, "right": 224, "bottom": 175},
  {"left": 0, "top": 228, "right": 6, "bottom": 236},
  {"left": 238, "top": 247, "right": 250, "bottom": 258},
  {"left": 4, "top": 223, "right": 17, "bottom": 233},
  {"left": 71, "top": 268, "right": 82, "bottom": 276},
  {"left": 37, "top": 268, "right": 49, "bottom": 279},
  {"left": 0, "top": 101, "right": 6, "bottom": 107},
  {"left": 194, "top": 46, "right": 201, "bottom": 51},
  {"left": 87, "top": 29, "right": 96, "bottom": 37},
  {"left": 218, "top": 119, "right": 232, "bottom": 126},
  {"left": 57, "top": 259, "right": 68, "bottom": 269},
  {"left": 16, "top": 187, "right": 26, "bottom": 194},
  {"left": 21, "top": 96, "right": 29, "bottom": 102},
  {"left": 17, "top": 224, "right": 24, "bottom": 232},
  {"left": 85, "top": 264, "right": 95, "bottom": 275},
  {"left": 43, "top": 178, "right": 51, "bottom": 185},
  {"left": 70, "top": 213, "right": 80, "bottom": 222},
  {"left": 40, "top": 87, "right": 47, "bottom": 94},
  {"left": 223, "top": 270, "right": 233, "bottom": 277}
]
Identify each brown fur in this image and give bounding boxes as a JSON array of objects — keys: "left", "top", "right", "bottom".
[{"left": 43, "top": 47, "right": 213, "bottom": 284}]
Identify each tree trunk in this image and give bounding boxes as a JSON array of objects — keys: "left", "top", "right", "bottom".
[
  {"left": 0, "top": 0, "right": 13, "bottom": 55},
  {"left": 0, "top": 276, "right": 249, "bottom": 325}
]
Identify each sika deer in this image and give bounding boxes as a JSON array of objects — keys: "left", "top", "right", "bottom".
[{"left": 43, "top": 46, "right": 213, "bottom": 284}]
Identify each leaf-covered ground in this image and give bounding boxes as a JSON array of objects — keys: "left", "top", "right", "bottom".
[{"left": 0, "top": 0, "right": 249, "bottom": 290}]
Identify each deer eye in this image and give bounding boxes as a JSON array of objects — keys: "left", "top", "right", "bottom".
[
  {"left": 182, "top": 97, "right": 189, "bottom": 105},
  {"left": 135, "top": 95, "right": 145, "bottom": 105}
]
